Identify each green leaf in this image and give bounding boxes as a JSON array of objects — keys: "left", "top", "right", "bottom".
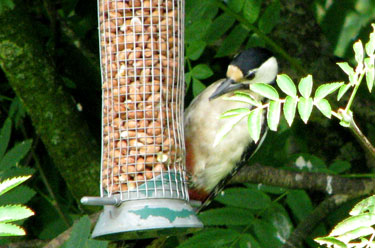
[
  {"left": 192, "top": 78, "right": 206, "bottom": 97},
  {"left": 314, "top": 82, "right": 344, "bottom": 102},
  {"left": 276, "top": 74, "right": 297, "bottom": 97},
  {"left": 250, "top": 83, "right": 279, "bottom": 100},
  {"left": 0, "top": 118, "right": 11, "bottom": 159},
  {"left": 350, "top": 196, "right": 375, "bottom": 216},
  {"left": 337, "top": 62, "right": 355, "bottom": 76},
  {"left": 262, "top": 203, "right": 293, "bottom": 243},
  {"left": 258, "top": 0, "right": 280, "bottom": 34},
  {"left": 328, "top": 160, "right": 351, "bottom": 174},
  {"left": 85, "top": 240, "right": 109, "bottom": 248},
  {"left": 227, "top": 0, "right": 245, "bottom": 13},
  {"left": 0, "top": 0, "right": 15, "bottom": 15},
  {"left": 65, "top": 215, "right": 91, "bottom": 248},
  {"left": 199, "top": 207, "right": 254, "bottom": 226},
  {"left": 330, "top": 213, "right": 375, "bottom": 236},
  {"left": 178, "top": 229, "right": 239, "bottom": 248},
  {"left": 297, "top": 97, "right": 313, "bottom": 124},
  {"left": 187, "top": 40, "right": 206, "bottom": 61},
  {"left": 223, "top": 92, "right": 260, "bottom": 106},
  {"left": 245, "top": 33, "right": 265, "bottom": 48},
  {"left": 364, "top": 58, "right": 375, "bottom": 92},
  {"left": 248, "top": 108, "right": 263, "bottom": 143},
  {"left": 204, "top": 13, "right": 236, "bottom": 43},
  {"left": 0, "top": 176, "right": 31, "bottom": 196},
  {"left": 283, "top": 96, "right": 298, "bottom": 126},
  {"left": 0, "top": 140, "right": 33, "bottom": 170},
  {"left": 267, "top": 100, "right": 280, "bottom": 131},
  {"left": 365, "top": 24, "right": 375, "bottom": 56},
  {"left": 338, "top": 226, "right": 374, "bottom": 243},
  {"left": 252, "top": 219, "right": 283, "bottom": 248},
  {"left": 243, "top": 0, "right": 262, "bottom": 24},
  {"left": 286, "top": 190, "right": 313, "bottom": 222},
  {"left": 191, "top": 64, "right": 213, "bottom": 80},
  {"left": 214, "top": 113, "right": 247, "bottom": 147},
  {"left": 337, "top": 84, "right": 351, "bottom": 101},
  {"left": 215, "top": 188, "right": 271, "bottom": 209},
  {"left": 298, "top": 75, "right": 313, "bottom": 98},
  {"left": 314, "top": 237, "right": 347, "bottom": 248},
  {"left": 0, "top": 205, "right": 34, "bottom": 223},
  {"left": 216, "top": 24, "right": 249, "bottom": 57},
  {"left": 353, "top": 40, "right": 364, "bottom": 64},
  {"left": 220, "top": 108, "right": 250, "bottom": 119},
  {"left": 0, "top": 185, "right": 36, "bottom": 205},
  {"left": 0, "top": 223, "right": 25, "bottom": 236},
  {"left": 185, "top": 19, "right": 212, "bottom": 43},
  {"left": 238, "top": 234, "right": 261, "bottom": 248},
  {"left": 315, "top": 99, "right": 332, "bottom": 118}
]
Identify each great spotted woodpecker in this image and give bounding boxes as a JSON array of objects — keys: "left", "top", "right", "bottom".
[{"left": 185, "top": 48, "right": 278, "bottom": 211}]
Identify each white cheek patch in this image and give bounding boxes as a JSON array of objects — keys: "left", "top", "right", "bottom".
[{"left": 252, "top": 57, "right": 278, "bottom": 84}]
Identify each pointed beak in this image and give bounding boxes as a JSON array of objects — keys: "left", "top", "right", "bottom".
[{"left": 209, "top": 78, "right": 247, "bottom": 101}]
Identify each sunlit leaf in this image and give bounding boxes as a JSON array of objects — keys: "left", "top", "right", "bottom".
[
  {"left": 365, "top": 24, "right": 375, "bottom": 56},
  {"left": 220, "top": 108, "right": 250, "bottom": 119},
  {"left": 214, "top": 113, "right": 247, "bottom": 147},
  {"left": 0, "top": 223, "right": 25, "bottom": 236},
  {"left": 248, "top": 108, "right": 263, "bottom": 143},
  {"left": 267, "top": 100, "right": 280, "bottom": 131},
  {"left": 298, "top": 75, "right": 313, "bottom": 98},
  {"left": 350, "top": 196, "right": 375, "bottom": 216},
  {"left": 364, "top": 58, "right": 375, "bottom": 92},
  {"left": 0, "top": 176, "right": 31, "bottom": 196},
  {"left": 297, "top": 97, "right": 313, "bottom": 124},
  {"left": 250, "top": 83, "right": 279, "bottom": 100},
  {"left": 330, "top": 213, "right": 375, "bottom": 236},
  {"left": 315, "top": 99, "right": 332, "bottom": 118},
  {"left": 337, "top": 62, "right": 354, "bottom": 76},
  {"left": 353, "top": 40, "right": 364, "bottom": 64},
  {"left": 283, "top": 96, "right": 298, "bottom": 127},
  {"left": 338, "top": 226, "right": 374, "bottom": 243},
  {"left": 314, "top": 237, "right": 346, "bottom": 248},
  {"left": 337, "top": 84, "right": 351, "bottom": 101},
  {"left": 243, "top": 0, "right": 261, "bottom": 24},
  {"left": 314, "top": 82, "right": 344, "bottom": 102},
  {"left": 0, "top": 205, "right": 34, "bottom": 223},
  {"left": 276, "top": 74, "right": 297, "bottom": 97},
  {"left": 223, "top": 92, "right": 260, "bottom": 106}
]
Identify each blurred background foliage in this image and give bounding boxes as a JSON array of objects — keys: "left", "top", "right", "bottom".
[{"left": 0, "top": 0, "right": 375, "bottom": 247}]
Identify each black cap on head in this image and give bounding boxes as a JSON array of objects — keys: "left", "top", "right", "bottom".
[{"left": 231, "top": 47, "right": 273, "bottom": 75}]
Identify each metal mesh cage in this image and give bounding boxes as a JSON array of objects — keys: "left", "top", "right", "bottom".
[
  {"left": 99, "top": 0, "right": 187, "bottom": 201},
  {"left": 81, "top": 1, "right": 202, "bottom": 240}
]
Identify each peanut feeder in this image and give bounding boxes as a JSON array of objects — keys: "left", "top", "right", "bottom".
[{"left": 81, "top": 0, "right": 203, "bottom": 240}]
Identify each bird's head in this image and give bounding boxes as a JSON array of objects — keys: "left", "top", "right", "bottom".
[{"left": 209, "top": 47, "right": 278, "bottom": 100}]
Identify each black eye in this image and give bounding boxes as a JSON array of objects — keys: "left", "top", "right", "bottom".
[{"left": 246, "top": 71, "right": 256, "bottom": 80}]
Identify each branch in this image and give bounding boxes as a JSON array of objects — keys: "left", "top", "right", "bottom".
[
  {"left": 282, "top": 195, "right": 353, "bottom": 248},
  {"left": 231, "top": 164, "right": 375, "bottom": 196}
]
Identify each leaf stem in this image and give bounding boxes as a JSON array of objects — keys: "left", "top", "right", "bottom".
[
  {"left": 214, "top": 0, "right": 306, "bottom": 75},
  {"left": 348, "top": 117, "right": 375, "bottom": 161},
  {"left": 344, "top": 70, "right": 365, "bottom": 113}
]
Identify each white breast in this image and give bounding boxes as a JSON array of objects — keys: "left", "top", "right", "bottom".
[{"left": 184, "top": 80, "right": 253, "bottom": 191}]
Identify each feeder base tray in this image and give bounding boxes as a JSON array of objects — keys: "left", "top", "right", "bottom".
[{"left": 92, "top": 198, "right": 203, "bottom": 240}]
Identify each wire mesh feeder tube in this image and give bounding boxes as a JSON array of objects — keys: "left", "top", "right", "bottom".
[{"left": 81, "top": 0, "right": 203, "bottom": 240}]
